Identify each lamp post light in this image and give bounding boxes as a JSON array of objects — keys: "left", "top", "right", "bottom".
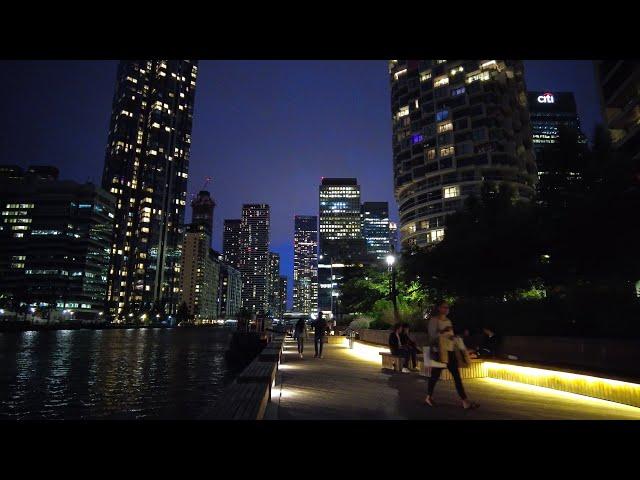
[{"left": 386, "top": 250, "right": 400, "bottom": 324}]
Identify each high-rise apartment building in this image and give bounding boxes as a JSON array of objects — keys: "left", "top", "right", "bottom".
[
  {"left": 318, "top": 178, "right": 368, "bottom": 317},
  {"left": 267, "top": 251, "right": 281, "bottom": 316},
  {"left": 595, "top": 61, "right": 640, "bottom": 159},
  {"left": 239, "top": 204, "right": 270, "bottom": 314},
  {"left": 389, "top": 60, "right": 537, "bottom": 249},
  {"left": 218, "top": 261, "right": 242, "bottom": 319},
  {"left": 223, "top": 219, "right": 242, "bottom": 269},
  {"left": 361, "top": 201, "right": 392, "bottom": 261},
  {"left": 101, "top": 60, "right": 198, "bottom": 318},
  {"left": 0, "top": 167, "right": 115, "bottom": 321},
  {"left": 278, "top": 275, "right": 288, "bottom": 318},
  {"left": 292, "top": 215, "right": 318, "bottom": 314},
  {"left": 179, "top": 225, "right": 219, "bottom": 322}
]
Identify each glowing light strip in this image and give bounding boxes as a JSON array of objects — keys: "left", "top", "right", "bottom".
[
  {"left": 346, "top": 340, "right": 390, "bottom": 364},
  {"left": 484, "top": 362, "right": 640, "bottom": 408}
]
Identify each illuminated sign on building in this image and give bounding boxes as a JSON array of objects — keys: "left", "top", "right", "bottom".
[{"left": 537, "top": 92, "right": 555, "bottom": 104}]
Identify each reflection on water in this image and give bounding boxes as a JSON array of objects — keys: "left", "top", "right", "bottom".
[{"left": 0, "top": 328, "right": 234, "bottom": 420}]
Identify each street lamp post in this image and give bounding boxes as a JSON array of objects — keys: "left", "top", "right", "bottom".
[{"left": 386, "top": 249, "right": 400, "bottom": 324}]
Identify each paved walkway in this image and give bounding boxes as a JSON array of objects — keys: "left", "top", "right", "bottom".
[{"left": 270, "top": 336, "right": 640, "bottom": 420}]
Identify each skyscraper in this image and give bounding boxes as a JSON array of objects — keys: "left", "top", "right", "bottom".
[
  {"left": 190, "top": 190, "right": 215, "bottom": 244},
  {"left": 179, "top": 225, "right": 219, "bottom": 322},
  {"left": 278, "top": 275, "right": 288, "bottom": 318},
  {"left": 595, "top": 61, "right": 640, "bottom": 159},
  {"left": 318, "top": 178, "right": 368, "bottom": 317},
  {"left": 223, "top": 219, "right": 242, "bottom": 269},
  {"left": 102, "top": 60, "right": 198, "bottom": 318},
  {"left": 389, "top": 60, "right": 537, "bottom": 249},
  {"left": 293, "top": 215, "right": 318, "bottom": 314},
  {"left": 528, "top": 91, "right": 586, "bottom": 153},
  {"left": 267, "top": 251, "right": 281, "bottom": 316},
  {"left": 239, "top": 204, "right": 270, "bottom": 314},
  {"left": 361, "top": 201, "right": 392, "bottom": 261}
]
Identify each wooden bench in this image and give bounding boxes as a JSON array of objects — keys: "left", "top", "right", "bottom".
[
  {"left": 421, "top": 358, "right": 486, "bottom": 380},
  {"left": 379, "top": 352, "right": 407, "bottom": 372},
  {"left": 237, "top": 359, "right": 278, "bottom": 401},
  {"left": 260, "top": 346, "right": 282, "bottom": 363},
  {"left": 209, "top": 381, "right": 270, "bottom": 420}
]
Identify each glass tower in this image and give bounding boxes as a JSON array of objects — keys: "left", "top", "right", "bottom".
[{"left": 293, "top": 215, "right": 318, "bottom": 314}]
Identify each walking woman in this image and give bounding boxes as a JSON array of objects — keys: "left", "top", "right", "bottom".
[
  {"left": 425, "top": 299, "right": 479, "bottom": 410},
  {"left": 294, "top": 317, "right": 306, "bottom": 359}
]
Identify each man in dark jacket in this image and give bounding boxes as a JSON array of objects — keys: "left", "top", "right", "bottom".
[
  {"left": 400, "top": 323, "right": 420, "bottom": 370},
  {"left": 388, "top": 324, "right": 410, "bottom": 371},
  {"left": 478, "top": 327, "right": 500, "bottom": 357},
  {"left": 314, "top": 312, "right": 328, "bottom": 358}
]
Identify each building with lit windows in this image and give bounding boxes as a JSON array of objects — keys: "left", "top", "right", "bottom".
[
  {"left": 101, "top": 60, "right": 198, "bottom": 319},
  {"left": 389, "top": 60, "right": 537, "bottom": 249},
  {"left": 278, "top": 275, "right": 288, "bottom": 318},
  {"left": 217, "top": 259, "right": 242, "bottom": 319},
  {"left": 267, "top": 251, "right": 281, "bottom": 317},
  {"left": 318, "top": 178, "right": 369, "bottom": 317},
  {"left": 0, "top": 167, "right": 115, "bottom": 322},
  {"left": 528, "top": 91, "right": 586, "bottom": 152},
  {"left": 239, "top": 204, "right": 270, "bottom": 314},
  {"left": 595, "top": 61, "right": 640, "bottom": 159},
  {"left": 292, "top": 215, "right": 318, "bottom": 315},
  {"left": 223, "top": 219, "right": 242, "bottom": 269},
  {"left": 190, "top": 190, "right": 215, "bottom": 245},
  {"left": 179, "top": 225, "right": 219, "bottom": 321},
  {"left": 389, "top": 221, "right": 398, "bottom": 252},
  {"left": 361, "top": 201, "right": 392, "bottom": 261}
]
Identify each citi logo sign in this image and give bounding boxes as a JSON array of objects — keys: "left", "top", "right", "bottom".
[{"left": 537, "top": 92, "right": 555, "bottom": 104}]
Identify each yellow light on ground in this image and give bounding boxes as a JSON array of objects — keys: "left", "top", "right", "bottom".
[
  {"left": 484, "top": 362, "right": 640, "bottom": 408},
  {"left": 482, "top": 378, "right": 640, "bottom": 415},
  {"left": 345, "top": 340, "right": 390, "bottom": 364}
]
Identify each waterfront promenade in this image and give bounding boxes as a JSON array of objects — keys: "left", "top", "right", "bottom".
[{"left": 268, "top": 336, "right": 640, "bottom": 420}]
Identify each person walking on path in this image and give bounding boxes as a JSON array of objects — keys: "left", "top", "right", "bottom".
[
  {"left": 314, "top": 312, "right": 328, "bottom": 358},
  {"left": 294, "top": 317, "right": 306, "bottom": 359},
  {"left": 425, "top": 299, "right": 479, "bottom": 410}
]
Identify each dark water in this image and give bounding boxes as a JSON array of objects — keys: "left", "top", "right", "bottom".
[{"left": 0, "top": 328, "right": 235, "bottom": 420}]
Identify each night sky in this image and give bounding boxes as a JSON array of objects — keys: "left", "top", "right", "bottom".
[{"left": 0, "top": 60, "right": 602, "bottom": 306}]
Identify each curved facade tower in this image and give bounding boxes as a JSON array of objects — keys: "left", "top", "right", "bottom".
[{"left": 389, "top": 60, "right": 537, "bottom": 249}]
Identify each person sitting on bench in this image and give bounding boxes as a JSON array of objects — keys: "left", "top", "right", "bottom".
[
  {"left": 388, "top": 324, "right": 411, "bottom": 372},
  {"left": 400, "top": 323, "right": 420, "bottom": 371}
]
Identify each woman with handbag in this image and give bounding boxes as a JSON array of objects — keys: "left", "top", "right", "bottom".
[{"left": 425, "top": 299, "right": 479, "bottom": 410}]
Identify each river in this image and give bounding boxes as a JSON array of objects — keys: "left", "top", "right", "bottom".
[{"left": 0, "top": 327, "right": 235, "bottom": 420}]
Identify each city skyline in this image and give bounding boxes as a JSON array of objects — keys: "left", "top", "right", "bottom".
[{"left": 0, "top": 60, "right": 603, "bottom": 305}]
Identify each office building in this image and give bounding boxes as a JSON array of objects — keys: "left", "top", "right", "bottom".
[
  {"left": 595, "top": 61, "right": 640, "bottom": 159},
  {"left": 223, "top": 219, "right": 242, "bottom": 269},
  {"left": 292, "top": 215, "right": 318, "bottom": 314},
  {"left": 361, "top": 201, "right": 392, "bottom": 261},
  {"left": 239, "top": 204, "right": 270, "bottom": 314},
  {"left": 0, "top": 167, "right": 115, "bottom": 321},
  {"left": 528, "top": 91, "right": 586, "bottom": 160},
  {"left": 389, "top": 60, "right": 537, "bottom": 249},
  {"left": 101, "top": 60, "right": 198, "bottom": 319},
  {"left": 318, "top": 178, "right": 368, "bottom": 317}
]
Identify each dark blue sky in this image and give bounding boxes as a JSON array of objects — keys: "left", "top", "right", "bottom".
[{"left": 0, "top": 60, "right": 602, "bottom": 307}]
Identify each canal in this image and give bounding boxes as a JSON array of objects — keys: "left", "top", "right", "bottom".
[{"left": 0, "top": 327, "right": 235, "bottom": 420}]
